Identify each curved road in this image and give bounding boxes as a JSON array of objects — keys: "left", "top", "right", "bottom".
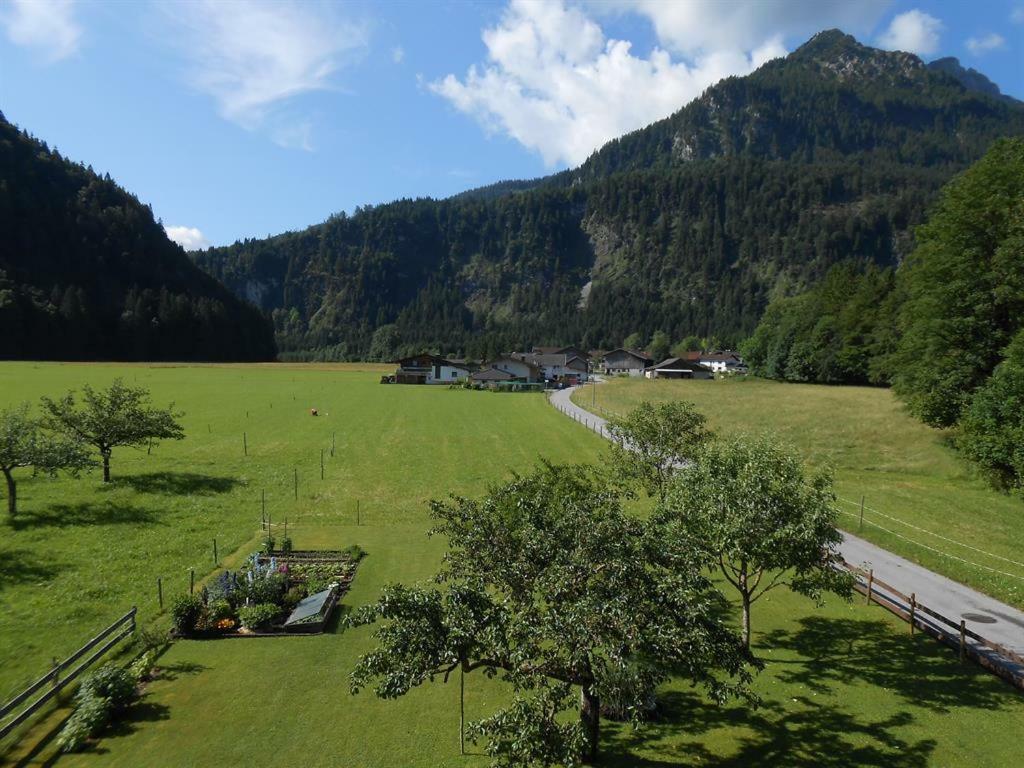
[{"left": 549, "top": 384, "right": 1024, "bottom": 677}]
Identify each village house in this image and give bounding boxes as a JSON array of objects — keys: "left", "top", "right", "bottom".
[
  {"left": 601, "top": 348, "right": 652, "bottom": 376},
  {"left": 488, "top": 355, "right": 543, "bottom": 383},
  {"left": 695, "top": 351, "right": 748, "bottom": 374},
  {"left": 645, "top": 357, "right": 715, "bottom": 380},
  {"left": 392, "top": 354, "right": 471, "bottom": 384},
  {"left": 513, "top": 351, "right": 589, "bottom": 384}
]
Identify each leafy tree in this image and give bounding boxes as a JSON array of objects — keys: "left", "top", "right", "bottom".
[
  {"left": 605, "top": 400, "right": 712, "bottom": 501},
  {"left": 892, "top": 138, "right": 1024, "bottom": 427},
  {"left": 647, "top": 330, "right": 670, "bottom": 362},
  {"left": 349, "top": 464, "right": 751, "bottom": 766},
  {"left": 660, "top": 435, "right": 852, "bottom": 650},
  {"left": 0, "top": 403, "right": 93, "bottom": 516},
  {"left": 42, "top": 379, "right": 185, "bottom": 482},
  {"left": 672, "top": 335, "right": 703, "bottom": 358},
  {"left": 622, "top": 332, "right": 644, "bottom": 352},
  {"left": 959, "top": 329, "right": 1024, "bottom": 488},
  {"left": 367, "top": 323, "right": 400, "bottom": 362}
]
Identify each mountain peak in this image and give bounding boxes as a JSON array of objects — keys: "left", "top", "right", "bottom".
[
  {"left": 789, "top": 29, "right": 924, "bottom": 83},
  {"left": 927, "top": 57, "right": 1010, "bottom": 100}
]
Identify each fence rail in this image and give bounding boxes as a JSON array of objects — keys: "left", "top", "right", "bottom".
[
  {"left": 0, "top": 607, "right": 136, "bottom": 742},
  {"left": 839, "top": 562, "right": 1024, "bottom": 689}
]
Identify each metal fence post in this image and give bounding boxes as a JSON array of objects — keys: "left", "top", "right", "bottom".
[{"left": 909, "top": 593, "right": 916, "bottom": 635}]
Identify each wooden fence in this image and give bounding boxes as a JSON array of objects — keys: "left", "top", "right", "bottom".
[
  {"left": 0, "top": 607, "right": 136, "bottom": 742},
  {"left": 839, "top": 562, "right": 1024, "bottom": 689}
]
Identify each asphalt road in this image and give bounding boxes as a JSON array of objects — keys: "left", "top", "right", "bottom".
[{"left": 549, "top": 384, "right": 1024, "bottom": 668}]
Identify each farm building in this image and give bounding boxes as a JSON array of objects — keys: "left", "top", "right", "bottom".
[
  {"left": 488, "top": 356, "right": 543, "bottom": 383},
  {"left": 696, "top": 351, "right": 748, "bottom": 374},
  {"left": 601, "top": 348, "right": 652, "bottom": 376},
  {"left": 512, "top": 351, "right": 589, "bottom": 384},
  {"left": 645, "top": 358, "right": 715, "bottom": 379}
]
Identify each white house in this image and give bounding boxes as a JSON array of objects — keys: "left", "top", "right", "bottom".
[
  {"left": 393, "top": 354, "right": 471, "bottom": 384},
  {"left": 489, "top": 356, "right": 543, "bottom": 383},
  {"left": 512, "top": 352, "right": 589, "bottom": 383},
  {"left": 697, "top": 352, "right": 748, "bottom": 375}
]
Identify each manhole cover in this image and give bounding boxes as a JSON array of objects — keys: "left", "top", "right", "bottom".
[{"left": 962, "top": 613, "right": 997, "bottom": 624}]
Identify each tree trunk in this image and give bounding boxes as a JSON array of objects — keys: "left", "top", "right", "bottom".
[
  {"left": 580, "top": 685, "right": 601, "bottom": 764},
  {"left": 3, "top": 468, "right": 15, "bottom": 516},
  {"left": 102, "top": 451, "right": 111, "bottom": 483},
  {"left": 740, "top": 589, "right": 752, "bottom": 651}
]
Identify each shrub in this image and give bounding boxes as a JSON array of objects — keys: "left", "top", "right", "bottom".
[
  {"left": 207, "top": 598, "right": 234, "bottom": 623},
  {"left": 280, "top": 535, "right": 293, "bottom": 553},
  {"left": 239, "top": 603, "right": 279, "bottom": 630},
  {"left": 170, "top": 594, "right": 203, "bottom": 635},
  {"left": 343, "top": 544, "right": 365, "bottom": 561},
  {"left": 57, "top": 694, "right": 110, "bottom": 753},
  {"left": 243, "top": 572, "right": 287, "bottom": 605},
  {"left": 130, "top": 651, "right": 157, "bottom": 683},
  {"left": 78, "top": 665, "right": 137, "bottom": 712},
  {"left": 261, "top": 534, "right": 276, "bottom": 553},
  {"left": 283, "top": 586, "right": 306, "bottom": 611}
]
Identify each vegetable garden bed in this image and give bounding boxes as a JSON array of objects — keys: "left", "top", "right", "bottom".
[{"left": 170, "top": 547, "right": 363, "bottom": 638}]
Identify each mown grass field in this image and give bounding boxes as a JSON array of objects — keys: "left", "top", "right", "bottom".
[
  {"left": 574, "top": 377, "right": 1024, "bottom": 609},
  {"left": 2, "top": 364, "right": 1023, "bottom": 767}
]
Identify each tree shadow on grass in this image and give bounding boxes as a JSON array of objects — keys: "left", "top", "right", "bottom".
[
  {"left": 602, "top": 690, "right": 936, "bottom": 767},
  {"left": 0, "top": 548, "right": 62, "bottom": 590},
  {"left": 156, "top": 661, "right": 208, "bottom": 681},
  {"left": 760, "top": 615, "right": 1012, "bottom": 712},
  {"left": 7, "top": 502, "right": 161, "bottom": 531},
  {"left": 113, "top": 472, "right": 241, "bottom": 496}
]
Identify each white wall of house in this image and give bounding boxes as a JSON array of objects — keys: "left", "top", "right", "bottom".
[
  {"left": 491, "top": 358, "right": 536, "bottom": 380},
  {"left": 427, "top": 364, "right": 469, "bottom": 384}
]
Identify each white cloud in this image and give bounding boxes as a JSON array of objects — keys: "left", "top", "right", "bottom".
[
  {"left": 392, "top": 46, "right": 405, "bottom": 64},
  {"left": 0, "top": 0, "right": 81, "bottom": 61},
  {"left": 160, "top": 1, "right": 368, "bottom": 148},
  {"left": 1012, "top": 7, "right": 1024, "bottom": 24},
  {"left": 431, "top": 0, "right": 802, "bottom": 168},
  {"left": 876, "top": 9, "right": 943, "bottom": 56},
  {"left": 965, "top": 33, "right": 1005, "bottom": 55},
  {"left": 165, "top": 225, "right": 210, "bottom": 251},
  {"left": 600, "top": 0, "right": 888, "bottom": 56}
]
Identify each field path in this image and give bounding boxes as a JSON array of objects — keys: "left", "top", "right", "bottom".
[{"left": 549, "top": 384, "right": 1024, "bottom": 676}]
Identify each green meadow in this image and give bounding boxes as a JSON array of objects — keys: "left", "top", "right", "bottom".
[
  {"left": 576, "top": 376, "right": 1024, "bottom": 609},
  {"left": 1, "top": 363, "right": 1022, "bottom": 767}
]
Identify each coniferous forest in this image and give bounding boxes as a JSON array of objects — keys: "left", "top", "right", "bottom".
[
  {"left": 0, "top": 113, "right": 276, "bottom": 361},
  {"left": 195, "top": 31, "right": 1024, "bottom": 361}
]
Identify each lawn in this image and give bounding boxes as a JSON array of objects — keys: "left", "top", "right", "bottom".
[
  {"left": 0, "top": 362, "right": 604, "bottom": 701},
  {"left": 573, "top": 377, "right": 1024, "bottom": 609},
  {"left": 2, "top": 364, "right": 1022, "bottom": 767}
]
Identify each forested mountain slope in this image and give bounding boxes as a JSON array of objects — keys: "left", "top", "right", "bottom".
[
  {"left": 195, "top": 30, "right": 1024, "bottom": 360},
  {"left": 0, "top": 113, "right": 276, "bottom": 361}
]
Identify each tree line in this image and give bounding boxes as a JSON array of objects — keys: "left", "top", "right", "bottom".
[
  {"left": 742, "top": 137, "right": 1024, "bottom": 490},
  {"left": 0, "top": 113, "right": 276, "bottom": 361}
]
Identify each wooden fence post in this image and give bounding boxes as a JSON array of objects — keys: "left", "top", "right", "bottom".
[
  {"left": 909, "top": 593, "right": 916, "bottom": 635},
  {"left": 158, "top": 577, "right": 163, "bottom": 610},
  {"left": 243, "top": 432, "right": 248, "bottom": 456},
  {"left": 960, "top": 620, "right": 967, "bottom": 662},
  {"left": 190, "top": 569, "right": 195, "bottom": 595},
  {"left": 321, "top": 449, "right": 325, "bottom": 480},
  {"left": 52, "top": 658, "right": 60, "bottom": 690},
  {"left": 294, "top": 468, "right": 298, "bottom": 500},
  {"left": 332, "top": 432, "right": 336, "bottom": 457},
  {"left": 866, "top": 569, "right": 874, "bottom": 605},
  {"left": 859, "top": 495, "right": 865, "bottom": 531},
  {"left": 213, "top": 538, "right": 218, "bottom": 565}
]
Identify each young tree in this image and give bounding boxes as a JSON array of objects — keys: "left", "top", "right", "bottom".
[
  {"left": 42, "top": 379, "right": 185, "bottom": 482},
  {"left": 605, "top": 400, "right": 712, "bottom": 501},
  {"left": 349, "top": 464, "right": 751, "bottom": 766},
  {"left": 622, "top": 332, "right": 644, "bottom": 352},
  {"left": 671, "top": 335, "right": 703, "bottom": 359},
  {"left": 0, "top": 403, "right": 93, "bottom": 516},
  {"left": 659, "top": 435, "right": 853, "bottom": 650},
  {"left": 647, "top": 330, "right": 671, "bottom": 362}
]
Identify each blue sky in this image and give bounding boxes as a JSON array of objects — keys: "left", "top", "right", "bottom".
[{"left": 2, "top": 1, "right": 1022, "bottom": 248}]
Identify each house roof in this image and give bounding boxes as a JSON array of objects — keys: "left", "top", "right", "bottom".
[
  {"left": 699, "top": 352, "right": 744, "bottom": 363},
  {"left": 604, "top": 348, "right": 652, "bottom": 364},
  {"left": 652, "top": 357, "right": 713, "bottom": 372},
  {"left": 489, "top": 355, "right": 543, "bottom": 376},
  {"left": 470, "top": 367, "right": 514, "bottom": 381}
]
